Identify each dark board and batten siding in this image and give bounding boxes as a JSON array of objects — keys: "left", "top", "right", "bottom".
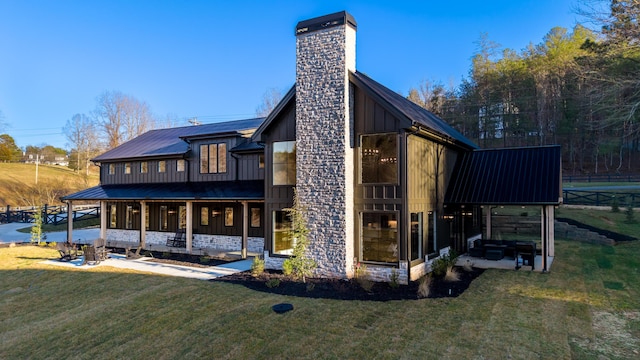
[{"left": 101, "top": 159, "right": 187, "bottom": 185}]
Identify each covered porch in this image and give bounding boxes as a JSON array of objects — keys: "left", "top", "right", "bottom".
[
  {"left": 445, "top": 145, "right": 563, "bottom": 272},
  {"left": 60, "top": 181, "right": 264, "bottom": 259}
]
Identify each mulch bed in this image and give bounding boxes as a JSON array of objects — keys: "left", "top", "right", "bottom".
[{"left": 215, "top": 267, "right": 484, "bottom": 301}]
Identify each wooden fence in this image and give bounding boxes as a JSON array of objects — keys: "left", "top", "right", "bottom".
[
  {"left": 563, "top": 174, "right": 640, "bottom": 183},
  {"left": 0, "top": 204, "right": 100, "bottom": 225},
  {"left": 562, "top": 190, "right": 639, "bottom": 208}
]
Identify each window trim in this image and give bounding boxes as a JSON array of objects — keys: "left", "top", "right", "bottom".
[
  {"left": 124, "top": 162, "right": 131, "bottom": 175},
  {"left": 140, "top": 161, "right": 148, "bottom": 174},
  {"left": 200, "top": 143, "right": 227, "bottom": 174},
  {"left": 272, "top": 141, "right": 296, "bottom": 186},
  {"left": 360, "top": 211, "right": 399, "bottom": 264},
  {"left": 157, "top": 160, "right": 166, "bottom": 173},
  {"left": 177, "top": 159, "right": 185, "bottom": 172},
  {"left": 108, "top": 164, "right": 115, "bottom": 175},
  {"left": 359, "top": 133, "right": 399, "bottom": 185}
]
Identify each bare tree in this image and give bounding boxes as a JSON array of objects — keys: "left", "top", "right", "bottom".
[
  {"left": 255, "top": 88, "right": 283, "bottom": 117},
  {"left": 63, "top": 113, "right": 101, "bottom": 176},
  {"left": 93, "top": 91, "right": 155, "bottom": 149}
]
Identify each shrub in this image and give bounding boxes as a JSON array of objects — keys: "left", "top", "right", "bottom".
[
  {"left": 388, "top": 268, "right": 400, "bottom": 289},
  {"left": 282, "top": 259, "right": 294, "bottom": 276},
  {"left": 354, "top": 263, "right": 374, "bottom": 292},
  {"left": 611, "top": 195, "right": 620, "bottom": 213},
  {"left": 199, "top": 256, "right": 210, "bottom": 264},
  {"left": 281, "top": 190, "right": 317, "bottom": 282},
  {"left": 431, "top": 251, "right": 458, "bottom": 278},
  {"left": 265, "top": 278, "right": 280, "bottom": 288},
  {"left": 251, "top": 256, "right": 265, "bottom": 277},
  {"left": 47, "top": 241, "right": 57, "bottom": 248},
  {"left": 418, "top": 275, "right": 432, "bottom": 298},
  {"left": 444, "top": 266, "right": 460, "bottom": 282}
]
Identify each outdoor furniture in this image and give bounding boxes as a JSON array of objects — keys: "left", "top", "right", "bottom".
[
  {"left": 57, "top": 242, "right": 81, "bottom": 262},
  {"left": 469, "top": 239, "right": 536, "bottom": 263},
  {"left": 166, "top": 229, "right": 187, "bottom": 248},
  {"left": 515, "top": 242, "right": 536, "bottom": 270},
  {"left": 484, "top": 247, "right": 505, "bottom": 260},
  {"left": 82, "top": 238, "right": 109, "bottom": 265}
]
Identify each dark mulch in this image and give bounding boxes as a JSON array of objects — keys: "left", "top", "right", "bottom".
[
  {"left": 215, "top": 267, "right": 484, "bottom": 301},
  {"left": 109, "top": 248, "right": 230, "bottom": 267}
]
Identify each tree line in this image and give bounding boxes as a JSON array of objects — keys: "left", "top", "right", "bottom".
[{"left": 407, "top": 0, "right": 640, "bottom": 175}]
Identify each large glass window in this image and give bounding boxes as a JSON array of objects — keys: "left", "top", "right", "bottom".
[
  {"left": 411, "top": 212, "right": 423, "bottom": 261},
  {"left": 273, "top": 210, "right": 293, "bottom": 255},
  {"left": 109, "top": 205, "right": 117, "bottom": 228},
  {"left": 361, "top": 212, "right": 398, "bottom": 263},
  {"left": 126, "top": 205, "right": 133, "bottom": 229},
  {"left": 140, "top": 162, "right": 148, "bottom": 174},
  {"left": 224, "top": 207, "right": 233, "bottom": 227},
  {"left": 145, "top": 204, "right": 149, "bottom": 230},
  {"left": 200, "top": 206, "right": 209, "bottom": 226},
  {"left": 160, "top": 205, "right": 168, "bottom": 231},
  {"left": 177, "top": 159, "right": 185, "bottom": 172},
  {"left": 273, "top": 141, "right": 296, "bottom": 185},
  {"left": 108, "top": 164, "right": 115, "bottom": 175},
  {"left": 124, "top": 163, "right": 131, "bottom": 174},
  {"left": 251, "top": 208, "right": 261, "bottom": 228},
  {"left": 178, "top": 206, "right": 186, "bottom": 229},
  {"left": 158, "top": 161, "right": 166, "bottom": 173},
  {"left": 428, "top": 211, "right": 436, "bottom": 256},
  {"left": 361, "top": 134, "right": 398, "bottom": 183},
  {"left": 200, "top": 143, "right": 227, "bottom": 174}
]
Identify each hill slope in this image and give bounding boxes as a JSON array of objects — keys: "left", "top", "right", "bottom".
[{"left": 0, "top": 163, "right": 99, "bottom": 207}]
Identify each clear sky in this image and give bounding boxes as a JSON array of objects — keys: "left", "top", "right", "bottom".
[{"left": 0, "top": 0, "right": 583, "bottom": 150}]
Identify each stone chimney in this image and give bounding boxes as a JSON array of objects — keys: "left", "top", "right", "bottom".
[{"left": 295, "top": 11, "right": 356, "bottom": 278}]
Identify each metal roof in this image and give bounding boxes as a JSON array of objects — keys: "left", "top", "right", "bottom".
[
  {"left": 61, "top": 180, "right": 264, "bottom": 201},
  {"left": 93, "top": 118, "right": 265, "bottom": 162},
  {"left": 445, "top": 145, "right": 562, "bottom": 205},
  {"left": 350, "top": 71, "right": 478, "bottom": 150}
]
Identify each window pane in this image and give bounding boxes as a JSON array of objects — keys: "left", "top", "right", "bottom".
[
  {"left": 124, "top": 163, "right": 131, "bottom": 174},
  {"left": 178, "top": 206, "right": 186, "bottom": 229},
  {"left": 108, "top": 164, "right": 115, "bottom": 175},
  {"left": 273, "top": 164, "right": 289, "bottom": 186},
  {"left": 361, "top": 134, "right": 397, "bottom": 183},
  {"left": 361, "top": 212, "right": 398, "bottom": 263},
  {"left": 259, "top": 154, "right": 265, "bottom": 169},
  {"left": 428, "top": 211, "right": 436, "bottom": 255},
  {"left": 160, "top": 206, "right": 168, "bottom": 231},
  {"left": 109, "top": 205, "right": 117, "bottom": 228},
  {"left": 251, "top": 208, "right": 261, "bottom": 228},
  {"left": 209, "top": 144, "right": 218, "bottom": 173},
  {"left": 145, "top": 204, "right": 149, "bottom": 230},
  {"left": 177, "top": 159, "right": 185, "bottom": 172},
  {"left": 224, "top": 207, "right": 233, "bottom": 227},
  {"left": 273, "top": 210, "right": 293, "bottom": 255},
  {"left": 273, "top": 141, "right": 296, "bottom": 185},
  {"left": 218, "top": 143, "right": 227, "bottom": 173},
  {"left": 158, "top": 161, "right": 166, "bottom": 173},
  {"left": 200, "top": 144, "right": 208, "bottom": 173},
  {"left": 140, "top": 162, "right": 148, "bottom": 174},
  {"left": 201, "top": 207, "right": 209, "bottom": 226}
]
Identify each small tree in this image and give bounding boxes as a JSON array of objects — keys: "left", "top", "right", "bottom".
[
  {"left": 281, "top": 191, "right": 316, "bottom": 282},
  {"left": 30, "top": 207, "right": 43, "bottom": 245},
  {"left": 611, "top": 195, "right": 620, "bottom": 213}
]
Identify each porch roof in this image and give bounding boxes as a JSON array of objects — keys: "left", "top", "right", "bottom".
[
  {"left": 445, "top": 145, "right": 562, "bottom": 205},
  {"left": 61, "top": 180, "right": 264, "bottom": 201}
]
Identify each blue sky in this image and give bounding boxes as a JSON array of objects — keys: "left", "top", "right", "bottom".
[{"left": 0, "top": 0, "right": 583, "bottom": 150}]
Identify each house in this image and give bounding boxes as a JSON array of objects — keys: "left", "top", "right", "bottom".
[{"left": 63, "top": 11, "right": 561, "bottom": 284}]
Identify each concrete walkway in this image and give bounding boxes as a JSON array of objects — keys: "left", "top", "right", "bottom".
[
  {"left": 0, "top": 222, "right": 99, "bottom": 244},
  {"left": 42, "top": 253, "right": 253, "bottom": 280}
]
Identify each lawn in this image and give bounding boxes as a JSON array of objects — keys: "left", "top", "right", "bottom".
[{"left": 1, "top": 240, "right": 639, "bottom": 359}]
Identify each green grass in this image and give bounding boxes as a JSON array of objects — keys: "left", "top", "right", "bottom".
[
  {"left": 556, "top": 206, "right": 640, "bottom": 239},
  {"left": 1, "top": 240, "right": 640, "bottom": 359},
  {"left": 564, "top": 181, "right": 640, "bottom": 188}
]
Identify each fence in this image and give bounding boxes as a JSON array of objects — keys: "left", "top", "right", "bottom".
[
  {"left": 563, "top": 174, "right": 640, "bottom": 183},
  {"left": 562, "top": 190, "right": 639, "bottom": 208},
  {"left": 0, "top": 204, "right": 100, "bottom": 225}
]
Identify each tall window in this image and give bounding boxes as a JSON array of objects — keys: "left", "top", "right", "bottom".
[
  {"left": 177, "top": 159, "right": 185, "bottom": 172},
  {"left": 428, "top": 211, "right": 436, "bottom": 256},
  {"left": 273, "top": 141, "right": 296, "bottom": 185},
  {"left": 361, "top": 212, "right": 398, "bottom": 263},
  {"left": 160, "top": 205, "right": 168, "bottom": 231},
  {"left": 158, "top": 161, "right": 166, "bottom": 173},
  {"left": 251, "top": 208, "right": 261, "bottom": 228},
  {"left": 145, "top": 204, "right": 149, "bottom": 230},
  {"left": 126, "top": 205, "right": 134, "bottom": 229},
  {"left": 410, "top": 212, "right": 423, "bottom": 261},
  {"left": 109, "top": 205, "right": 117, "bottom": 228},
  {"left": 178, "top": 206, "right": 186, "bottom": 229},
  {"left": 273, "top": 210, "right": 293, "bottom": 255},
  {"left": 124, "top": 163, "right": 131, "bottom": 174},
  {"left": 140, "top": 162, "right": 148, "bottom": 174},
  {"left": 361, "top": 134, "right": 398, "bottom": 183},
  {"left": 200, "top": 206, "right": 209, "bottom": 226},
  {"left": 200, "top": 143, "right": 227, "bottom": 174},
  {"left": 225, "top": 207, "right": 234, "bottom": 227},
  {"left": 108, "top": 164, "right": 115, "bottom": 175}
]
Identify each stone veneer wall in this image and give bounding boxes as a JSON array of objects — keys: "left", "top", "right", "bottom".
[
  {"left": 294, "top": 18, "right": 357, "bottom": 279},
  {"left": 105, "top": 229, "right": 263, "bottom": 253}
]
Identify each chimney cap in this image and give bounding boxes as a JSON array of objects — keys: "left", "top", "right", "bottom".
[{"left": 295, "top": 11, "right": 357, "bottom": 36}]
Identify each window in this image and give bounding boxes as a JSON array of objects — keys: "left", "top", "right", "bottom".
[
  {"left": 251, "top": 208, "right": 261, "bottom": 228},
  {"left": 124, "top": 163, "right": 131, "bottom": 174},
  {"left": 126, "top": 205, "right": 133, "bottom": 229},
  {"left": 225, "top": 207, "right": 233, "bottom": 227},
  {"left": 158, "top": 161, "right": 166, "bottom": 173},
  {"left": 145, "top": 204, "right": 149, "bottom": 230},
  {"left": 428, "top": 211, "right": 436, "bottom": 256},
  {"left": 160, "top": 205, "right": 168, "bottom": 231},
  {"left": 259, "top": 154, "right": 265, "bottom": 169},
  {"left": 177, "top": 159, "right": 185, "bottom": 172},
  {"left": 411, "top": 212, "right": 423, "bottom": 261},
  {"left": 361, "top": 212, "right": 398, "bottom": 263},
  {"left": 200, "top": 207, "right": 209, "bottom": 226},
  {"left": 361, "top": 134, "right": 398, "bottom": 183},
  {"left": 273, "top": 210, "right": 293, "bottom": 255},
  {"left": 273, "top": 141, "right": 296, "bottom": 185},
  {"left": 140, "top": 162, "right": 148, "bottom": 174},
  {"left": 108, "top": 164, "right": 115, "bottom": 175},
  {"left": 178, "top": 206, "right": 186, "bottom": 229},
  {"left": 200, "top": 143, "right": 227, "bottom": 174},
  {"left": 109, "top": 205, "right": 117, "bottom": 228}
]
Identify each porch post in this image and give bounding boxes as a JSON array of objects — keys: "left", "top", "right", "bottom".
[
  {"left": 547, "top": 205, "right": 555, "bottom": 257},
  {"left": 186, "top": 201, "right": 193, "bottom": 253},
  {"left": 100, "top": 201, "right": 107, "bottom": 241},
  {"left": 241, "top": 201, "right": 248, "bottom": 259},
  {"left": 139, "top": 201, "right": 146, "bottom": 249},
  {"left": 66, "top": 201, "right": 73, "bottom": 245},
  {"left": 541, "top": 206, "right": 548, "bottom": 272}
]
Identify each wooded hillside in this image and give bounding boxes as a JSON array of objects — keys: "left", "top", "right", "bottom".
[{"left": 0, "top": 163, "right": 98, "bottom": 207}]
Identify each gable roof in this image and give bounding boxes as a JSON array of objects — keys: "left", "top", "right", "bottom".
[
  {"left": 445, "top": 145, "right": 562, "bottom": 205},
  {"left": 252, "top": 73, "right": 477, "bottom": 150},
  {"left": 93, "top": 118, "right": 264, "bottom": 162},
  {"left": 350, "top": 71, "right": 477, "bottom": 149}
]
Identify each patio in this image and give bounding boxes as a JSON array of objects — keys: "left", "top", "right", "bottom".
[{"left": 457, "top": 253, "right": 554, "bottom": 273}]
